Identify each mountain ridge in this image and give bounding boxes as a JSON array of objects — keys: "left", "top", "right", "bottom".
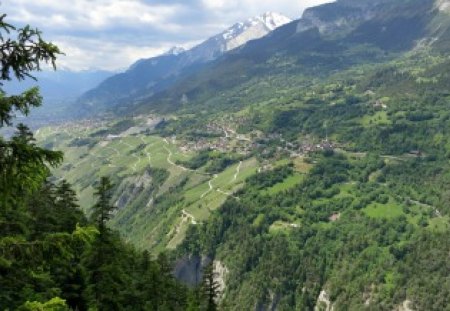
[
  {"left": 77, "top": 12, "right": 291, "bottom": 113},
  {"left": 29, "top": 1, "right": 450, "bottom": 309},
  {"left": 125, "top": 0, "right": 442, "bottom": 115}
]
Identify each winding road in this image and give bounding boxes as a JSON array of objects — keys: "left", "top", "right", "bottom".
[
  {"left": 163, "top": 145, "right": 193, "bottom": 172},
  {"left": 233, "top": 161, "right": 243, "bottom": 182},
  {"left": 182, "top": 209, "right": 197, "bottom": 225},
  {"left": 201, "top": 174, "right": 218, "bottom": 198}
]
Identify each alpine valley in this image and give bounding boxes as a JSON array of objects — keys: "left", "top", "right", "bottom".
[{"left": 4, "top": 0, "right": 450, "bottom": 310}]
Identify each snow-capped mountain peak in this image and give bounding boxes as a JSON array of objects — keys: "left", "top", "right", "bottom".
[
  {"left": 259, "top": 12, "right": 292, "bottom": 30},
  {"left": 222, "top": 12, "right": 292, "bottom": 41},
  {"left": 165, "top": 46, "right": 186, "bottom": 56},
  {"left": 79, "top": 12, "right": 291, "bottom": 107},
  {"left": 182, "top": 12, "right": 291, "bottom": 63}
]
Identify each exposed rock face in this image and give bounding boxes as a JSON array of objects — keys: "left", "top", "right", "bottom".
[
  {"left": 174, "top": 255, "right": 210, "bottom": 286},
  {"left": 174, "top": 256, "right": 229, "bottom": 300},
  {"left": 114, "top": 171, "right": 153, "bottom": 209},
  {"left": 296, "top": 0, "right": 378, "bottom": 35},
  {"left": 213, "top": 260, "right": 229, "bottom": 299},
  {"left": 396, "top": 300, "right": 414, "bottom": 311},
  {"left": 315, "top": 290, "right": 334, "bottom": 311},
  {"left": 296, "top": 0, "right": 436, "bottom": 36}
]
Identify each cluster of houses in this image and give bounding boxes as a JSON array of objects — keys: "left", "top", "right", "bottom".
[
  {"left": 179, "top": 136, "right": 254, "bottom": 155},
  {"left": 260, "top": 140, "right": 337, "bottom": 158},
  {"left": 178, "top": 117, "right": 339, "bottom": 158},
  {"left": 178, "top": 120, "right": 256, "bottom": 154},
  {"left": 291, "top": 140, "right": 338, "bottom": 157}
]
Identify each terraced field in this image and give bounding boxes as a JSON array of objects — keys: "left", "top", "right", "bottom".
[{"left": 36, "top": 120, "right": 260, "bottom": 251}]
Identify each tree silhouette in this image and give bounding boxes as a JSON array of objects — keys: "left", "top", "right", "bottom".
[
  {"left": 0, "top": 13, "right": 63, "bottom": 209},
  {"left": 202, "top": 262, "right": 220, "bottom": 311},
  {"left": 90, "top": 176, "right": 115, "bottom": 233}
]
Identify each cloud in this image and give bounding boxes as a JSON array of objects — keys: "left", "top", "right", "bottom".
[{"left": 1, "top": 0, "right": 333, "bottom": 71}]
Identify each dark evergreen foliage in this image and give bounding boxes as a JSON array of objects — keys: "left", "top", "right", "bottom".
[{"left": 0, "top": 14, "right": 193, "bottom": 310}]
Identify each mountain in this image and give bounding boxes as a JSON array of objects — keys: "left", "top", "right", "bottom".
[
  {"left": 3, "top": 70, "right": 113, "bottom": 103},
  {"left": 77, "top": 12, "right": 291, "bottom": 113},
  {"left": 2, "top": 70, "right": 113, "bottom": 125},
  {"left": 29, "top": 0, "right": 450, "bottom": 309},
  {"left": 125, "top": 0, "right": 446, "bottom": 115},
  {"left": 182, "top": 12, "right": 292, "bottom": 63}
]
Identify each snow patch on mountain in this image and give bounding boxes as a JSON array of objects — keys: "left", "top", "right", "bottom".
[
  {"left": 184, "top": 12, "right": 291, "bottom": 63},
  {"left": 222, "top": 12, "right": 292, "bottom": 41},
  {"left": 218, "top": 12, "right": 292, "bottom": 53},
  {"left": 437, "top": 0, "right": 450, "bottom": 12},
  {"left": 78, "top": 12, "right": 291, "bottom": 108},
  {"left": 165, "top": 46, "right": 186, "bottom": 56}
]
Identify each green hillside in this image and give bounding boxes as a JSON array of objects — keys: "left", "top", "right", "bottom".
[
  {"left": 37, "top": 46, "right": 450, "bottom": 309},
  {"left": 6, "top": 0, "right": 450, "bottom": 309},
  {"left": 37, "top": 117, "right": 260, "bottom": 251},
  {"left": 126, "top": 0, "right": 444, "bottom": 116}
]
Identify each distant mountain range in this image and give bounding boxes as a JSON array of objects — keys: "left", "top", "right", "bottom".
[
  {"left": 3, "top": 70, "right": 113, "bottom": 104},
  {"left": 26, "top": 1, "right": 450, "bottom": 309},
  {"left": 117, "top": 0, "right": 449, "bottom": 115},
  {"left": 74, "top": 0, "right": 450, "bottom": 117},
  {"left": 2, "top": 70, "right": 114, "bottom": 124},
  {"left": 77, "top": 12, "right": 291, "bottom": 113},
  {"left": 2, "top": 69, "right": 114, "bottom": 129}
]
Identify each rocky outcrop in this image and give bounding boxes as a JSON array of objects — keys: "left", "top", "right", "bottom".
[
  {"left": 396, "top": 300, "right": 414, "bottom": 311},
  {"left": 296, "top": 1, "right": 377, "bottom": 35},
  {"left": 114, "top": 171, "right": 153, "bottom": 209},
  {"left": 213, "top": 260, "right": 229, "bottom": 299},
  {"left": 174, "top": 255, "right": 210, "bottom": 286},
  {"left": 315, "top": 290, "right": 334, "bottom": 311},
  {"left": 296, "top": 0, "right": 435, "bottom": 37},
  {"left": 174, "top": 255, "right": 229, "bottom": 299}
]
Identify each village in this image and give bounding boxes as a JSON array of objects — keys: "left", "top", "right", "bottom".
[
  {"left": 176, "top": 118, "right": 338, "bottom": 159},
  {"left": 37, "top": 113, "right": 339, "bottom": 167}
]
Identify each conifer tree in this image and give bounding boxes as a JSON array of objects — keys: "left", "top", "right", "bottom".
[
  {"left": 84, "top": 177, "right": 128, "bottom": 310},
  {"left": 0, "top": 13, "right": 191, "bottom": 311},
  {"left": 0, "top": 13, "right": 62, "bottom": 207},
  {"left": 55, "top": 179, "right": 85, "bottom": 231},
  {"left": 202, "top": 262, "right": 220, "bottom": 311},
  {"left": 90, "top": 176, "right": 115, "bottom": 233},
  {"left": 56, "top": 180, "right": 79, "bottom": 210}
]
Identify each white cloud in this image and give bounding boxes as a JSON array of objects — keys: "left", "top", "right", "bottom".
[
  {"left": 53, "top": 37, "right": 169, "bottom": 71},
  {"left": 202, "top": 0, "right": 230, "bottom": 10},
  {"left": 1, "top": 0, "right": 334, "bottom": 71},
  {"left": 7, "top": 0, "right": 180, "bottom": 30}
]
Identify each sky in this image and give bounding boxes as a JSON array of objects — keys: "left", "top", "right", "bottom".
[{"left": 2, "top": 0, "right": 333, "bottom": 72}]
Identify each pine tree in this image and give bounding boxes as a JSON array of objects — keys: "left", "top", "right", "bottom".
[
  {"left": 90, "top": 176, "right": 115, "bottom": 233},
  {"left": 0, "top": 15, "right": 65, "bottom": 308},
  {"left": 55, "top": 179, "right": 86, "bottom": 231},
  {"left": 0, "top": 13, "right": 62, "bottom": 209},
  {"left": 56, "top": 180, "right": 79, "bottom": 210},
  {"left": 84, "top": 177, "right": 129, "bottom": 310},
  {"left": 202, "top": 262, "right": 220, "bottom": 311}
]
